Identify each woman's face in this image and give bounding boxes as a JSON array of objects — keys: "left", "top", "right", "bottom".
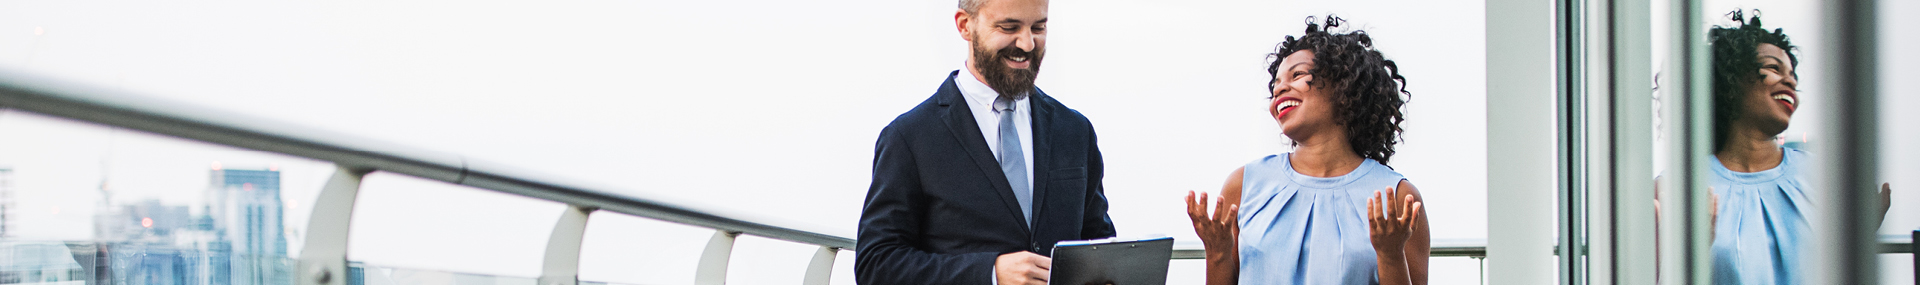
[
  {"left": 1736, "top": 43, "right": 1798, "bottom": 135},
  {"left": 1269, "top": 50, "right": 1337, "bottom": 142}
]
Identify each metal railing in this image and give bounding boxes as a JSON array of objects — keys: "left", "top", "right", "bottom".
[
  {"left": 1171, "top": 239, "right": 1491, "bottom": 260},
  {"left": 4, "top": 67, "right": 1911, "bottom": 284},
  {"left": 0, "top": 68, "right": 849, "bottom": 285}
]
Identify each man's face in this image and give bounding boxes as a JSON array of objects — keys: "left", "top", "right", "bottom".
[{"left": 958, "top": 0, "right": 1048, "bottom": 100}]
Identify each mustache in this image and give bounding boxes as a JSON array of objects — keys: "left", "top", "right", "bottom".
[{"left": 997, "top": 45, "right": 1034, "bottom": 62}]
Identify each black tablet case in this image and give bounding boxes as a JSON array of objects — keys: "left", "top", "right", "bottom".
[{"left": 1049, "top": 237, "right": 1175, "bottom": 285}]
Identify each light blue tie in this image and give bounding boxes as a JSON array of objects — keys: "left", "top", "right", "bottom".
[{"left": 995, "top": 97, "right": 1033, "bottom": 227}]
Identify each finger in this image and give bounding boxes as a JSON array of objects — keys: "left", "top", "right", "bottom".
[
  {"left": 1186, "top": 192, "right": 1204, "bottom": 222},
  {"left": 1400, "top": 192, "right": 1416, "bottom": 222},
  {"left": 1032, "top": 255, "right": 1052, "bottom": 270},
  {"left": 1368, "top": 192, "right": 1382, "bottom": 229},
  {"left": 1389, "top": 187, "right": 1403, "bottom": 216},
  {"left": 1199, "top": 192, "right": 1212, "bottom": 217},
  {"left": 1227, "top": 204, "right": 1241, "bottom": 236},
  {"left": 1409, "top": 201, "right": 1425, "bottom": 230},
  {"left": 1367, "top": 192, "right": 1377, "bottom": 221},
  {"left": 1026, "top": 267, "right": 1049, "bottom": 283},
  {"left": 1226, "top": 204, "right": 1240, "bottom": 224},
  {"left": 1216, "top": 203, "right": 1233, "bottom": 228},
  {"left": 1213, "top": 195, "right": 1230, "bottom": 223}
]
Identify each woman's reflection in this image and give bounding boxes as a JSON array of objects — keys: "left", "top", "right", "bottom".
[{"left": 1700, "top": 9, "right": 1892, "bottom": 284}]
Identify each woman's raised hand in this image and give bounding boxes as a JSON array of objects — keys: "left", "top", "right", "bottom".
[
  {"left": 1186, "top": 191, "right": 1239, "bottom": 256},
  {"left": 1368, "top": 186, "right": 1423, "bottom": 252}
]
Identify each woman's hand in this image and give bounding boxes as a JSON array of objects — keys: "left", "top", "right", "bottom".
[
  {"left": 1186, "top": 191, "right": 1239, "bottom": 258},
  {"left": 1878, "top": 183, "right": 1892, "bottom": 226},
  {"left": 1368, "top": 186, "right": 1423, "bottom": 253}
]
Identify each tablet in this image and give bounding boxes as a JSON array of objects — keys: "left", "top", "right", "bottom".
[{"left": 1049, "top": 237, "right": 1175, "bottom": 285}]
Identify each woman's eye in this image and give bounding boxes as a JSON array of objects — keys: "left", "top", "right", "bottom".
[{"left": 1292, "top": 72, "right": 1308, "bottom": 79}]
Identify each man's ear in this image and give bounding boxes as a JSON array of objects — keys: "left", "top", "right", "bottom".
[{"left": 955, "top": 9, "right": 973, "bottom": 42}]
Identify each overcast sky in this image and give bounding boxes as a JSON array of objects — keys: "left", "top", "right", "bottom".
[{"left": 0, "top": 0, "right": 1912, "bottom": 284}]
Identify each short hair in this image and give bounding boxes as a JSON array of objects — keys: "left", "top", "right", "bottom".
[
  {"left": 1268, "top": 15, "right": 1411, "bottom": 165},
  {"left": 1707, "top": 9, "right": 1796, "bottom": 152},
  {"left": 960, "top": 0, "right": 983, "bottom": 15}
]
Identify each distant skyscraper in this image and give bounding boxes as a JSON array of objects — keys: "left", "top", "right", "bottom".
[{"left": 208, "top": 168, "right": 289, "bottom": 284}]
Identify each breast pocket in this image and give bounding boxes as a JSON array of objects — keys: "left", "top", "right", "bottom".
[{"left": 1047, "top": 167, "right": 1088, "bottom": 205}]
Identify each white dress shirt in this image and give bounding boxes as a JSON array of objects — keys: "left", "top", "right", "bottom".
[{"left": 955, "top": 65, "right": 1036, "bottom": 202}]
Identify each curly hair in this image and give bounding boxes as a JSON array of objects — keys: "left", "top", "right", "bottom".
[
  {"left": 1707, "top": 9, "right": 1796, "bottom": 152},
  {"left": 1267, "top": 15, "right": 1411, "bottom": 164}
]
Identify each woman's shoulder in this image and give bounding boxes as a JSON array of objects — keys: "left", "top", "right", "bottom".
[
  {"left": 1783, "top": 146, "right": 1811, "bottom": 162},
  {"left": 1240, "top": 154, "right": 1289, "bottom": 172},
  {"left": 1362, "top": 159, "right": 1408, "bottom": 182}
]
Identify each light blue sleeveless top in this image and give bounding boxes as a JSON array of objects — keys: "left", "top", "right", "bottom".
[
  {"left": 1238, "top": 154, "right": 1405, "bottom": 285},
  {"left": 1708, "top": 147, "right": 1812, "bottom": 285}
]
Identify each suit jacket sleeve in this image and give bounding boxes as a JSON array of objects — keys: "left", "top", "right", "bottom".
[
  {"left": 855, "top": 125, "right": 996, "bottom": 285},
  {"left": 1080, "top": 123, "right": 1118, "bottom": 239}
]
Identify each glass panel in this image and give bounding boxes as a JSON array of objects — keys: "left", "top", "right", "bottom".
[
  {"left": 576, "top": 212, "right": 710, "bottom": 285},
  {"left": 1668, "top": 0, "right": 1905, "bottom": 282},
  {"left": 348, "top": 263, "right": 534, "bottom": 285},
  {"left": 348, "top": 173, "right": 563, "bottom": 278},
  {"left": 0, "top": 110, "right": 332, "bottom": 284},
  {"left": 1878, "top": 0, "right": 1919, "bottom": 283}
]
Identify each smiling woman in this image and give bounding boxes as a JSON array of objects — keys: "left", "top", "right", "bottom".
[
  {"left": 1693, "top": 9, "right": 1894, "bottom": 284},
  {"left": 1185, "top": 15, "right": 1428, "bottom": 285}
]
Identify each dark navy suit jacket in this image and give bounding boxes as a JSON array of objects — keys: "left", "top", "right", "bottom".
[{"left": 855, "top": 71, "right": 1117, "bottom": 284}]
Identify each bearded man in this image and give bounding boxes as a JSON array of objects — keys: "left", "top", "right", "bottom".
[{"left": 853, "top": 0, "right": 1116, "bottom": 284}]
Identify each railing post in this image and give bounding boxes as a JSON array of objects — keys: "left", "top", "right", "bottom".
[
  {"left": 297, "top": 167, "right": 370, "bottom": 285},
  {"left": 695, "top": 230, "right": 740, "bottom": 285},
  {"left": 802, "top": 246, "right": 838, "bottom": 285},
  {"left": 538, "top": 205, "right": 595, "bottom": 285}
]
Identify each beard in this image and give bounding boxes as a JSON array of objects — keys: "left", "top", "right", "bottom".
[{"left": 969, "top": 34, "right": 1044, "bottom": 101}]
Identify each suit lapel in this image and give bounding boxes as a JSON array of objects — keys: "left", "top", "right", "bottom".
[
  {"left": 936, "top": 72, "right": 1034, "bottom": 232},
  {"left": 1027, "top": 91, "right": 1054, "bottom": 231}
]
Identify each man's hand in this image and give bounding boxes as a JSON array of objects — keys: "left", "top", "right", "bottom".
[{"left": 995, "top": 251, "right": 1051, "bottom": 285}]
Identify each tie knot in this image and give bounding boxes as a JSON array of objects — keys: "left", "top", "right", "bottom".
[{"left": 994, "top": 97, "right": 1016, "bottom": 112}]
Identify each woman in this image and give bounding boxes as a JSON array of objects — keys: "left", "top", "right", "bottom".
[
  {"left": 1184, "top": 16, "right": 1428, "bottom": 285},
  {"left": 1699, "top": 10, "right": 1891, "bottom": 284}
]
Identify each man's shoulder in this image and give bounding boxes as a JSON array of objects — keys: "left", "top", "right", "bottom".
[
  {"left": 880, "top": 76, "right": 962, "bottom": 136},
  {"left": 884, "top": 93, "right": 947, "bottom": 130},
  {"left": 1031, "top": 89, "right": 1094, "bottom": 128}
]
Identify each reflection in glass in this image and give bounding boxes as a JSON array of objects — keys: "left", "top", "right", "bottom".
[
  {"left": 1700, "top": 10, "right": 1809, "bottom": 284},
  {"left": 1697, "top": 9, "right": 1892, "bottom": 284}
]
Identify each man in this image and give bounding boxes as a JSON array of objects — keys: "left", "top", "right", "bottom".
[{"left": 854, "top": 0, "right": 1115, "bottom": 284}]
